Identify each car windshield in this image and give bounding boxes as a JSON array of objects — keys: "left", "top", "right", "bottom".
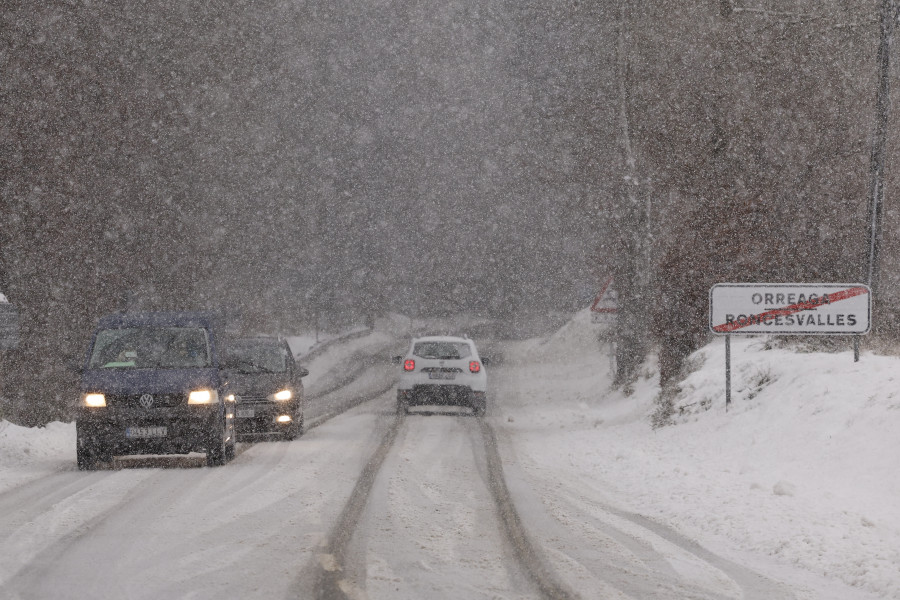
[
  {"left": 412, "top": 341, "right": 472, "bottom": 360},
  {"left": 222, "top": 341, "right": 288, "bottom": 373},
  {"left": 88, "top": 327, "right": 211, "bottom": 369}
]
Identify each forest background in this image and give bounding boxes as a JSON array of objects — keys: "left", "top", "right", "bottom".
[{"left": 3, "top": 0, "right": 900, "bottom": 424}]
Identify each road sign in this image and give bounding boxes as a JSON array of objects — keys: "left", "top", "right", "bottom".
[
  {"left": 590, "top": 278, "right": 618, "bottom": 323},
  {"left": 709, "top": 283, "right": 871, "bottom": 335}
]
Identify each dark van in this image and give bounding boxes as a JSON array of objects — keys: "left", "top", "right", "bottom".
[
  {"left": 221, "top": 336, "right": 309, "bottom": 441},
  {"left": 75, "top": 312, "right": 236, "bottom": 470}
]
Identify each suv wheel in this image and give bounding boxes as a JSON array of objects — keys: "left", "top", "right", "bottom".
[
  {"left": 472, "top": 393, "right": 486, "bottom": 417},
  {"left": 224, "top": 430, "right": 236, "bottom": 461}
]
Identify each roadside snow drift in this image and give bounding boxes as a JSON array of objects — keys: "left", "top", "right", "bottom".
[{"left": 495, "top": 309, "right": 900, "bottom": 599}]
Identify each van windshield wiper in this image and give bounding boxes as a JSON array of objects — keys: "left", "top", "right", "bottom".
[{"left": 234, "top": 361, "right": 276, "bottom": 374}]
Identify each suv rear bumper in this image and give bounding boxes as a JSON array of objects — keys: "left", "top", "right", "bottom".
[{"left": 399, "top": 385, "right": 486, "bottom": 409}]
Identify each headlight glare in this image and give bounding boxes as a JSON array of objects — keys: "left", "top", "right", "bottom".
[
  {"left": 83, "top": 393, "right": 106, "bottom": 407},
  {"left": 188, "top": 389, "right": 218, "bottom": 404},
  {"left": 272, "top": 389, "right": 292, "bottom": 401}
]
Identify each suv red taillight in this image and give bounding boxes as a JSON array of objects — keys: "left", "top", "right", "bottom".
[
  {"left": 404, "top": 359, "right": 416, "bottom": 371},
  {"left": 469, "top": 360, "right": 481, "bottom": 373}
]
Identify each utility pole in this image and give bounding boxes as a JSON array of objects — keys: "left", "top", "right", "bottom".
[
  {"left": 865, "top": 0, "right": 897, "bottom": 299},
  {"left": 612, "top": 0, "right": 650, "bottom": 386}
]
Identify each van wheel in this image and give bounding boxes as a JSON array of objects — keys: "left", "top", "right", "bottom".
[
  {"left": 206, "top": 419, "right": 228, "bottom": 467},
  {"left": 77, "top": 441, "right": 99, "bottom": 470},
  {"left": 76, "top": 423, "right": 103, "bottom": 470}
]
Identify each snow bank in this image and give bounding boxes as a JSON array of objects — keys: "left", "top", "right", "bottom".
[
  {"left": 0, "top": 420, "right": 74, "bottom": 494},
  {"left": 499, "top": 318, "right": 900, "bottom": 599},
  {"left": 519, "top": 307, "right": 613, "bottom": 364}
]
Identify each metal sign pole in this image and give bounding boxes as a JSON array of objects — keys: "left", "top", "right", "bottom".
[{"left": 725, "top": 334, "right": 731, "bottom": 411}]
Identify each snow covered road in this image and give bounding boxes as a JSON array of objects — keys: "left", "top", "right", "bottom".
[
  {"left": 0, "top": 397, "right": 395, "bottom": 599},
  {"left": 1, "top": 318, "right": 897, "bottom": 599},
  {"left": 353, "top": 412, "right": 538, "bottom": 600},
  {"left": 0, "top": 363, "right": 783, "bottom": 600}
]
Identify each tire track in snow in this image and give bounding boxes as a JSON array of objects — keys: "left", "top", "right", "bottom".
[
  {"left": 477, "top": 418, "right": 580, "bottom": 600},
  {"left": 311, "top": 411, "right": 405, "bottom": 600},
  {"left": 306, "top": 408, "right": 578, "bottom": 600}
]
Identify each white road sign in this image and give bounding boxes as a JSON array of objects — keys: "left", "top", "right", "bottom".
[{"left": 709, "top": 283, "right": 871, "bottom": 335}]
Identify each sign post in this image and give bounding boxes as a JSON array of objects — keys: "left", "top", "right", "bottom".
[
  {"left": 725, "top": 334, "right": 731, "bottom": 410},
  {"left": 709, "top": 283, "right": 871, "bottom": 410},
  {"left": 590, "top": 278, "right": 618, "bottom": 375}
]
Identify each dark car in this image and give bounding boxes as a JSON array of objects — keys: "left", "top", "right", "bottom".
[
  {"left": 74, "top": 312, "right": 236, "bottom": 469},
  {"left": 221, "top": 337, "right": 309, "bottom": 441}
]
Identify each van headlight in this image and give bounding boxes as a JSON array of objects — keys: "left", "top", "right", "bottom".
[
  {"left": 82, "top": 393, "right": 106, "bottom": 407},
  {"left": 188, "top": 389, "right": 218, "bottom": 404},
  {"left": 270, "top": 389, "right": 292, "bottom": 402}
]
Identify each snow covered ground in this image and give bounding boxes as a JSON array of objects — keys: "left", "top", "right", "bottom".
[
  {"left": 1, "top": 310, "right": 898, "bottom": 598},
  {"left": 494, "top": 309, "right": 900, "bottom": 599},
  {"left": 0, "top": 420, "right": 74, "bottom": 496}
]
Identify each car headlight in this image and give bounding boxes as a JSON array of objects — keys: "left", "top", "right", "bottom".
[
  {"left": 270, "top": 389, "right": 292, "bottom": 402},
  {"left": 188, "top": 389, "right": 218, "bottom": 404},
  {"left": 82, "top": 393, "right": 106, "bottom": 407}
]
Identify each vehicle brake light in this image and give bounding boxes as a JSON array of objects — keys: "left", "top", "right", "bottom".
[
  {"left": 469, "top": 361, "right": 481, "bottom": 373},
  {"left": 404, "top": 359, "right": 415, "bottom": 371}
]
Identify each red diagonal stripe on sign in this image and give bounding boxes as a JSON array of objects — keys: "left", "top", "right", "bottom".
[{"left": 712, "top": 286, "right": 869, "bottom": 333}]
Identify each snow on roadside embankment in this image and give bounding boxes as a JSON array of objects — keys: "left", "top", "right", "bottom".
[
  {"left": 497, "top": 309, "right": 900, "bottom": 599},
  {"left": 0, "top": 421, "right": 74, "bottom": 494}
]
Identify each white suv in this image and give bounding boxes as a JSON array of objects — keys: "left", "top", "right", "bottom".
[{"left": 394, "top": 335, "right": 488, "bottom": 416}]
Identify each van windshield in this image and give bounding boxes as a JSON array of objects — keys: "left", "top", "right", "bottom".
[
  {"left": 88, "top": 327, "right": 211, "bottom": 369},
  {"left": 221, "top": 340, "right": 288, "bottom": 373}
]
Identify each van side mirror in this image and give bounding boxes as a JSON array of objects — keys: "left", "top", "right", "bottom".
[{"left": 297, "top": 367, "right": 310, "bottom": 378}]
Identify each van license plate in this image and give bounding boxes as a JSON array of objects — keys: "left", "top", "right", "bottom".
[
  {"left": 237, "top": 408, "right": 255, "bottom": 418},
  {"left": 125, "top": 426, "right": 167, "bottom": 439}
]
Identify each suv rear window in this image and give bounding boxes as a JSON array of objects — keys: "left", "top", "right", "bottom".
[
  {"left": 412, "top": 341, "right": 472, "bottom": 360},
  {"left": 88, "top": 327, "right": 211, "bottom": 369}
]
